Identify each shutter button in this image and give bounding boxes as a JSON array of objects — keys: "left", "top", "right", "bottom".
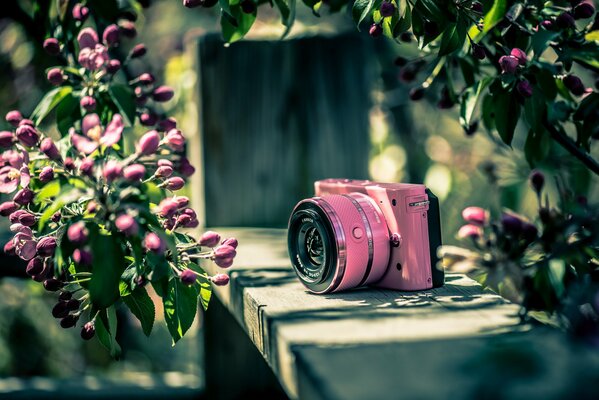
[
  {"left": 390, "top": 233, "right": 401, "bottom": 247},
  {"left": 352, "top": 227, "right": 364, "bottom": 239}
]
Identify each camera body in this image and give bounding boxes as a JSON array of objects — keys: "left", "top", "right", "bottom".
[{"left": 287, "top": 179, "right": 443, "bottom": 294}]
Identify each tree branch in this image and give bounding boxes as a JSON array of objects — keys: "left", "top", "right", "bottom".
[{"left": 543, "top": 120, "right": 599, "bottom": 176}]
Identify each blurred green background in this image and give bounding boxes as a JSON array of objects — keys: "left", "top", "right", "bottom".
[{"left": 0, "top": 0, "right": 597, "bottom": 390}]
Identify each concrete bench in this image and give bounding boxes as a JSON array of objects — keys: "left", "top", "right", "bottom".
[{"left": 201, "top": 228, "right": 599, "bottom": 400}]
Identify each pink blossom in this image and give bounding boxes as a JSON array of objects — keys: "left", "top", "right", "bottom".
[
  {"left": 15, "top": 124, "right": 39, "bottom": 147},
  {"left": 36, "top": 237, "right": 57, "bottom": 257},
  {"left": 0, "top": 131, "right": 14, "bottom": 148},
  {"left": 77, "top": 27, "right": 99, "bottom": 49},
  {"left": 0, "top": 165, "right": 30, "bottom": 194},
  {"left": 156, "top": 165, "right": 173, "bottom": 178},
  {"left": 73, "top": 248, "right": 93, "bottom": 266},
  {"left": 0, "top": 201, "right": 18, "bottom": 216},
  {"left": 164, "top": 177, "right": 185, "bottom": 191},
  {"left": 157, "top": 198, "right": 179, "bottom": 218},
  {"left": 13, "top": 231, "right": 37, "bottom": 261},
  {"left": 13, "top": 188, "right": 34, "bottom": 205},
  {"left": 178, "top": 157, "right": 195, "bottom": 177},
  {"left": 509, "top": 48, "right": 527, "bottom": 65},
  {"left": 144, "top": 232, "right": 165, "bottom": 254},
  {"left": 221, "top": 237, "right": 238, "bottom": 249},
  {"left": 137, "top": 130, "right": 160, "bottom": 155},
  {"left": 115, "top": 215, "right": 138, "bottom": 236},
  {"left": 123, "top": 164, "right": 146, "bottom": 181},
  {"left": 102, "top": 24, "right": 120, "bottom": 47},
  {"left": 5, "top": 110, "right": 23, "bottom": 127},
  {"left": 71, "top": 113, "right": 123, "bottom": 154},
  {"left": 461, "top": 207, "right": 488, "bottom": 226},
  {"left": 200, "top": 231, "right": 221, "bottom": 247},
  {"left": 165, "top": 129, "right": 185, "bottom": 151},
  {"left": 40, "top": 138, "right": 61, "bottom": 161},
  {"left": 103, "top": 160, "right": 122, "bottom": 182},
  {"left": 180, "top": 269, "right": 197, "bottom": 285},
  {"left": 211, "top": 274, "right": 230, "bottom": 286},
  {"left": 457, "top": 224, "right": 483, "bottom": 239},
  {"left": 67, "top": 221, "right": 89, "bottom": 244}
]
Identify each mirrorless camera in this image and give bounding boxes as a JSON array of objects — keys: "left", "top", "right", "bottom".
[{"left": 288, "top": 179, "right": 444, "bottom": 293}]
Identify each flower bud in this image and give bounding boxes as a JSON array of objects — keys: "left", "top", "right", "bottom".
[
  {"left": 39, "top": 166, "right": 54, "bottom": 183},
  {"left": 138, "top": 73, "right": 155, "bottom": 85},
  {"left": 521, "top": 223, "right": 538, "bottom": 242},
  {"left": 530, "top": 170, "right": 544, "bottom": 194},
  {"left": 47, "top": 68, "right": 64, "bottom": 86},
  {"left": 115, "top": 214, "right": 139, "bottom": 236},
  {"left": 80, "top": 96, "right": 96, "bottom": 111},
  {"left": 471, "top": 43, "right": 486, "bottom": 60},
  {"left": 156, "top": 165, "right": 173, "bottom": 178},
  {"left": 369, "top": 23, "right": 383, "bottom": 37},
  {"left": 501, "top": 213, "right": 523, "bottom": 235},
  {"left": 86, "top": 201, "right": 97, "bottom": 214},
  {"left": 137, "top": 130, "right": 160, "bottom": 155},
  {"left": 158, "top": 159, "right": 174, "bottom": 167},
  {"left": 221, "top": 237, "right": 238, "bottom": 249},
  {"left": 180, "top": 269, "right": 197, "bottom": 285},
  {"left": 176, "top": 214, "right": 192, "bottom": 227},
  {"left": 183, "top": 0, "right": 204, "bottom": 7},
  {"left": 462, "top": 207, "right": 488, "bottom": 225},
  {"left": 73, "top": 248, "right": 93, "bottom": 266},
  {"left": 144, "top": 232, "right": 165, "bottom": 254},
  {"left": 123, "top": 164, "right": 146, "bottom": 181},
  {"left": 18, "top": 212, "right": 36, "bottom": 226},
  {"left": 158, "top": 118, "right": 177, "bottom": 131},
  {"left": 13, "top": 188, "right": 34, "bottom": 205},
  {"left": 214, "top": 257, "right": 234, "bottom": 268},
  {"left": 164, "top": 177, "right": 185, "bottom": 191},
  {"left": 79, "top": 157, "right": 94, "bottom": 177},
  {"left": 139, "top": 112, "right": 157, "bottom": 126},
  {"left": 158, "top": 198, "right": 179, "bottom": 217},
  {"left": 44, "top": 278, "right": 63, "bottom": 292},
  {"left": 0, "top": 131, "right": 14, "bottom": 148},
  {"left": 66, "top": 299, "right": 81, "bottom": 311},
  {"left": 499, "top": 55, "right": 519, "bottom": 74},
  {"left": 43, "top": 38, "right": 61, "bottom": 55},
  {"left": 15, "top": 124, "right": 39, "bottom": 147},
  {"left": 211, "top": 273, "right": 230, "bottom": 286},
  {"left": 471, "top": 1, "right": 483, "bottom": 13},
  {"left": 118, "top": 20, "right": 137, "bottom": 38},
  {"left": 5, "top": 110, "right": 23, "bottom": 127},
  {"left": 152, "top": 86, "right": 174, "bottom": 102},
  {"left": 59, "top": 291, "right": 72, "bottom": 301},
  {"left": 165, "top": 129, "right": 186, "bottom": 151},
  {"left": 556, "top": 12, "right": 575, "bottom": 28},
  {"left": 106, "top": 59, "right": 121, "bottom": 74},
  {"left": 4, "top": 240, "right": 16, "bottom": 255},
  {"left": 516, "top": 80, "right": 533, "bottom": 98},
  {"left": 509, "top": 48, "right": 527, "bottom": 65},
  {"left": 18, "top": 118, "right": 34, "bottom": 127},
  {"left": 130, "top": 43, "right": 147, "bottom": 58},
  {"left": 9, "top": 210, "right": 27, "bottom": 224},
  {"left": 175, "top": 196, "right": 189, "bottom": 208},
  {"left": 178, "top": 157, "right": 195, "bottom": 177},
  {"left": 65, "top": 157, "right": 75, "bottom": 171},
  {"left": 103, "top": 160, "right": 122, "bottom": 182},
  {"left": 68, "top": 221, "right": 89, "bottom": 245},
  {"left": 52, "top": 301, "right": 70, "bottom": 318},
  {"left": 81, "top": 322, "right": 95, "bottom": 340},
  {"left": 540, "top": 20, "right": 554, "bottom": 29},
  {"left": 573, "top": 1, "right": 595, "bottom": 19},
  {"left": 51, "top": 211, "right": 61, "bottom": 223},
  {"left": 26, "top": 257, "right": 44, "bottom": 276},
  {"left": 40, "top": 138, "right": 61, "bottom": 161},
  {"left": 73, "top": 3, "right": 89, "bottom": 21},
  {"left": 102, "top": 24, "right": 120, "bottom": 46},
  {"left": 37, "top": 236, "right": 57, "bottom": 257},
  {"left": 409, "top": 87, "right": 425, "bottom": 101},
  {"left": 214, "top": 244, "right": 236, "bottom": 260},
  {"left": 200, "top": 231, "right": 221, "bottom": 247},
  {"left": 0, "top": 201, "right": 18, "bottom": 216},
  {"left": 457, "top": 224, "right": 482, "bottom": 239},
  {"left": 380, "top": 2, "right": 395, "bottom": 17},
  {"left": 60, "top": 314, "right": 79, "bottom": 328},
  {"left": 563, "top": 75, "right": 585, "bottom": 96}
]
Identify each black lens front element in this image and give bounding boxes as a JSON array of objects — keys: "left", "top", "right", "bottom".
[{"left": 304, "top": 227, "right": 324, "bottom": 266}]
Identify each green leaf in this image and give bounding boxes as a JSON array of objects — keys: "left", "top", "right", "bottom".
[
  {"left": 524, "top": 128, "right": 549, "bottom": 167},
  {"left": 523, "top": 89, "right": 545, "bottom": 133},
  {"left": 493, "top": 89, "right": 520, "bottom": 146},
  {"left": 31, "top": 86, "right": 73, "bottom": 126},
  {"left": 352, "top": 0, "right": 378, "bottom": 28},
  {"left": 108, "top": 84, "right": 136, "bottom": 127},
  {"left": 35, "top": 180, "right": 62, "bottom": 202},
  {"left": 460, "top": 77, "right": 492, "bottom": 129},
  {"left": 483, "top": 0, "right": 506, "bottom": 34},
  {"left": 189, "top": 262, "right": 212, "bottom": 310},
  {"left": 38, "top": 185, "right": 79, "bottom": 230},
  {"left": 89, "top": 233, "right": 126, "bottom": 309},
  {"left": 586, "top": 30, "right": 599, "bottom": 42},
  {"left": 55, "top": 93, "right": 80, "bottom": 136},
  {"left": 163, "top": 277, "right": 199, "bottom": 344},
  {"left": 274, "top": 0, "right": 297, "bottom": 38},
  {"left": 481, "top": 93, "right": 495, "bottom": 132},
  {"left": 123, "top": 287, "right": 155, "bottom": 337},
  {"left": 438, "top": 21, "right": 467, "bottom": 56},
  {"left": 221, "top": 3, "right": 256, "bottom": 43},
  {"left": 531, "top": 29, "right": 559, "bottom": 58},
  {"left": 95, "top": 306, "right": 121, "bottom": 359}
]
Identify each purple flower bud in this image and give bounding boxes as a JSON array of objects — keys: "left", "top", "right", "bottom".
[
  {"left": 51, "top": 211, "right": 61, "bottom": 223},
  {"left": 144, "top": 232, "right": 165, "bottom": 254},
  {"left": 59, "top": 291, "right": 72, "bottom": 301},
  {"left": 68, "top": 221, "right": 89, "bottom": 244},
  {"left": 462, "top": 207, "right": 488, "bottom": 225},
  {"left": 18, "top": 212, "right": 36, "bottom": 227},
  {"left": 37, "top": 236, "right": 57, "bottom": 257},
  {"left": 530, "top": 170, "right": 544, "bottom": 193},
  {"left": 0, "top": 131, "right": 14, "bottom": 148},
  {"left": 556, "top": 12, "right": 575, "bottom": 28},
  {"left": 79, "top": 157, "right": 94, "bottom": 176},
  {"left": 60, "top": 314, "right": 79, "bottom": 328},
  {"left": 158, "top": 159, "right": 174, "bottom": 167},
  {"left": 214, "top": 257, "right": 234, "bottom": 268},
  {"left": 563, "top": 74, "right": 585, "bottom": 96},
  {"left": 26, "top": 257, "right": 44, "bottom": 276},
  {"left": 15, "top": 124, "right": 39, "bottom": 147},
  {"left": 152, "top": 86, "right": 174, "bottom": 102},
  {"left": 40, "top": 138, "right": 61, "bottom": 161},
  {"left": 106, "top": 59, "right": 121, "bottom": 74},
  {"left": 5, "top": 110, "right": 23, "bottom": 127},
  {"left": 138, "top": 73, "right": 155, "bottom": 85},
  {"left": 516, "top": 80, "right": 533, "bottom": 98},
  {"left": 66, "top": 298, "right": 81, "bottom": 311},
  {"left": 501, "top": 213, "right": 523, "bottom": 235},
  {"left": 86, "top": 201, "right": 97, "bottom": 214},
  {"left": 139, "top": 112, "right": 157, "bottom": 126},
  {"left": 214, "top": 244, "right": 236, "bottom": 262},
  {"left": 164, "top": 177, "right": 185, "bottom": 191},
  {"left": 471, "top": 1, "right": 483, "bottom": 13},
  {"left": 18, "top": 118, "right": 34, "bottom": 127},
  {"left": 81, "top": 322, "right": 95, "bottom": 340},
  {"left": 457, "top": 224, "right": 482, "bottom": 239},
  {"left": 510, "top": 48, "right": 527, "bottom": 65},
  {"left": 13, "top": 188, "right": 34, "bottom": 205},
  {"left": 471, "top": 43, "right": 486, "bottom": 60},
  {"left": 221, "top": 237, "right": 238, "bottom": 249},
  {"left": 73, "top": 248, "right": 93, "bottom": 266},
  {"left": 52, "top": 301, "right": 70, "bottom": 318},
  {"left": 73, "top": 3, "right": 89, "bottom": 21},
  {"left": 130, "top": 43, "right": 147, "bottom": 58},
  {"left": 176, "top": 214, "right": 192, "bottom": 228},
  {"left": 103, "top": 160, "right": 122, "bottom": 182},
  {"left": 115, "top": 214, "right": 139, "bottom": 236},
  {"left": 409, "top": 87, "right": 425, "bottom": 101},
  {"left": 183, "top": 0, "right": 204, "bottom": 7},
  {"left": 156, "top": 165, "right": 173, "bottom": 178},
  {"left": 165, "top": 129, "right": 185, "bottom": 151},
  {"left": 0, "top": 201, "right": 18, "bottom": 216},
  {"left": 44, "top": 278, "right": 63, "bottom": 292},
  {"left": 540, "top": 20, "right": 554, "bottom": 29},
  {"left": 178, "top": 157, "right": 195, "bottom": 177},
  {"left": 158, "top": 198, "right": 179, "bottom": 218},
  {"left": 4, "top": 240, "right": 16, "bottom": 255},
  {"left": 103, "top": 24, "right": 120, "bottom": 47},
  {"left": 39, "top": 166, "right": 54, "bottom": 183},
  {"left": 499, "top": 55, "right": 519, "bottom": 74},
  {"left": 123, "top": 164, "right": 146, "bottom": 181},
  {"left": 211, "top": 273, "right": 230, "bottom": 286},
  {"left": 158, "top": 117, "right": 177, "bottom": 131},
  {"left": 574, "top": 1, "right": 595, "bottom": 19},
  {"left": 380, "top": 2, "right": 395, "bottom": 17},
  {"left": 180, "top": 269, "right": 197, "bottom": 285},
  {"left": 369, "top": 23, "right": 383, "bottom": 38},
  {"left": 137, "top": 130, "right": 160, "bottom": 155},
  {"left": 47, "top": 68, "right": 64, "bottom": 86},
  {"left": 43, "top": 38, "right": 61, "bottom": 55},
  {"left": 182, "top": 208, "right": 197, "bottom": 219},
  {"left": 240, "top": 0, "right": 256, "bottom": 13},
  {"left": 9, "top": 210, "right": 27, "bottom": 224},
  {"left": 80, "top": 96, "right": 96, "bottom": 111},
  {"left": 175, "top": 196, "right": 189, "bottom": 208},
  {"left": 118, "top": 20, "right": 137, "bottom": 38},
  {"left": 200, "top": 231, "right": 221, "bottom": 247},
  {"left": 521, "top": 223, "right": 538, "bottom": 242}
]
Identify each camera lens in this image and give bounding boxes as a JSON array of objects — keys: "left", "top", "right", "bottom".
[{"left": 288, "top": 193, "right": 391, "bottom": 293}]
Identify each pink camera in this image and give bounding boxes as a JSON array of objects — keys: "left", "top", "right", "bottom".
[{"left": 288, "top": 179, "right": 444, "bottom": 293}]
